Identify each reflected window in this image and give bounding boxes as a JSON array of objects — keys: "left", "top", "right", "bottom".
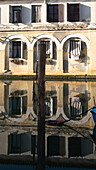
[
  {"left": 33, "top": 83, "right": 38, "bottom": 115},
  {"left": 47, "top": 136, "right": 65, "bottom": 156},
  {"left": 63, "top": 83, "right": 70, "bottom": 118},
  {"left": 69, "top": 137, "right": 82, "bottom": 157},
  {"left": 33, "top": 83, "right": 57, "bottom": 117},
  {"left": 8, "top": 134, "right": 21, "bottom": 154},
  {"left": 70, "top": 97, "right": 82, "bottom": 117},
  {"left": 69, "top": 39, "right": 81, "bottom": 60},
  {"left": 8, "top": 90, "right": 27, "bottom": 116},
  {"left": 46, "top": 96, "right": 57, "bottom": 117},
  {"left": 31, "top": 135, "right": 37, "bottom": 154},
  {"left": 68, "top": 137, "right": 93, "bottom": 157},
  {"left": 67, "top": 4, "right": 80, "bottom": 22},
  {"left": 32, "top": 5, "right": 41, "bottom": 23}
]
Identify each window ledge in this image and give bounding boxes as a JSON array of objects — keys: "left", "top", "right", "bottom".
[
  {"left": 9, "top": 58, "right": 28, "bottom": 65},
  {"left": 46, "top": 58, "right": 57, "bottom": 65}
]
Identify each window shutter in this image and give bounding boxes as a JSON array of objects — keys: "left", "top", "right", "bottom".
[
  {"left": 67, "top": 3, "right": 69, "bottom": 21},
  {"left": 32, "top": 6, "right": 36, "bottom": 22},
  {"left": 53, "top": 42, "right": 57, "bottom": 60},
  {"left": 78, "top": 4, "right": 80, "bottom": 21},
  {"left": 47, "top": 5, "right": 49, "bottom": 22},
  {"left": 23, "top": 42, "right": 27, "bottom": 60},
  {"left": 58, "top": 4, "right": 63, "bottom": 22},
  {"left": 9, "top": 41, "right": 12, "bottom": 58},
  {"left": 9, "top": 5, "right": 12, "bottom": 23},
  {"left": 20, "top": 6, "right": 22, "bottom": 23}
]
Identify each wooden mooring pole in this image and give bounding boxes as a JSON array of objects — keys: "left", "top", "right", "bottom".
[{"left": 37, "top": 42, "right": 46, "bottom": 170}]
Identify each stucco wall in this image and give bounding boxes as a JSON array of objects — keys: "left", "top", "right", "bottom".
[
  {"left": 0, "top": 29, "right": 95, "bottom": 75},
  {"left": 0, "top": 0, "right": 95, "bottom": 25}
]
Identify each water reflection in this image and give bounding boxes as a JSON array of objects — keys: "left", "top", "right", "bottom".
[
  {"left": 0, "top": 80, "right": 91, "bottom": 124},
  {"left": 0, "top": 80, "right": 96, "bottom": 168},
  {"left": 63, "top": 83, "right": 90, "bottom": 120},
  {"left": 33, "top": 82, "right": 57, "bottom": 118}
]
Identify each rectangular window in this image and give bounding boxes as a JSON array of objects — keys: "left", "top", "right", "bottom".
[
  {"left": 69, "top": 40, "right": 81, "bottom": 60},
  {"left": 9, "top": 41, "right": 27, "bottom": 65},
  {"left": 47, "top": 4, "right": 63, "bottom": 22},
  {"left": 8, "top": 134, "right": 21, "bottom": 154},
  {"left": 12, "top": 41, "right": 21, "bottom": 58},
  {"left": 9, "top": 97, "right": 21, "bottom": 115},
  {"left": 9, "top": 95, "right": 27, "bottom": 115},
  {"left": 32, "top": 5, "right": 41, "bottom": 23},
  {"left": 9, "top": 6, "right": 22, "bottom": 23},
  {"left": 47, "top": 5, "right": 58, "bottom": 22},
  {"left": 67, "top": 4, "right": 80, "bottom": 22},
  {"left": 39, "top": 40, "right": 57, "bottom": 59}
]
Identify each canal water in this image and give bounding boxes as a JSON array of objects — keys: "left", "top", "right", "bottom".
[{"left": 0, "top": 80, "right": 96, "bottom": 169}]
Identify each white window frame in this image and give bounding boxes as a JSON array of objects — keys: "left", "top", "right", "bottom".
[{"left": 9, "top": 40, "right": 27, "bottom": 61}]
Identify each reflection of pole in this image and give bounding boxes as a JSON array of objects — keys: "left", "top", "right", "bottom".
[{"left": 37, "top": 42, "right": 46, "bottom": 170}]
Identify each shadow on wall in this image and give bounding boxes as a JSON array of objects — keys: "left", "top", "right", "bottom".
[{"left": 22, "top": 6, "right": 31, "bottom": 25}]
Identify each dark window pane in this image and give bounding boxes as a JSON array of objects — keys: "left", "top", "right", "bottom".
[
  {"left": 67, "top": 4, "right": 80, "bottom": 22},
  {"left": 53, "top": 42, "right": 57, "bottom": 59},
  {"left": 9, "top": 95, "right": 27, "bottom": 115},
  {"left": 47, "top": 5, "right": 58, "bottom": 22},
  {"left": 9, "top": 97, "right": 21, "bottom": 115},
  {"left": 8, "top": 134, "right": 21, "bottom": 154},
  {"left": 13, "top": 6, "right": 22, "bottom": 23},
  {"left": 12, "top": 41, "right": 21, "bottom": 58}
]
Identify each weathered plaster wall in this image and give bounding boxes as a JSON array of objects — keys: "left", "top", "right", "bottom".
[
  {"left": 0, "top": 0, "right": 95, "bottom": 25},
  {"left": 0, "top": 29, "right": 95, "bottom": 75}
]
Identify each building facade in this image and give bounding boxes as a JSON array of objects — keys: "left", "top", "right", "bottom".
[{"left": 0, "top": 0, "right": 96, "bottom": 75}]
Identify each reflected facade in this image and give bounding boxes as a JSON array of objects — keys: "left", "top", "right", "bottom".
[{"left": 0, "top": 80, "right": 95, "bottom": 161}]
